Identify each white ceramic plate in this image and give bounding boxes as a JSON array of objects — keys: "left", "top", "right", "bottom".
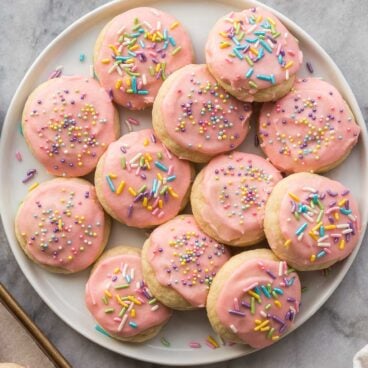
[{"left": 0, "top": 0, "right": 367, "bottom": 365}]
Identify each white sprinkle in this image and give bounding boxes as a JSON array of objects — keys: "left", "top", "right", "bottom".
[
  {"left": 156, "top": 21, "right": 161, "bottom": 30},
  {"left": 122, "top": 263, "right": 128, "bottom": 277},
  {"left": 142, "top": 73, "right": 147, "bottom": 85},
  {"left": 336, "top": 223, "right": 350, "bottom": 229},
  {"left": 117, "top": 25, "right": 126, "bottom": 35},
  {"left": 342, "top": 228, "right": 353, "bottom": 234},
  {"left": 285, "top": 70, "right": 290, "bottom": 80},
  {"left": 302, "top": 213, "right": 314, "bottom": 222},
  {"left": 89, "top": 65, "right": 94, "bottom": 78},
  {"left": 302, "top": 186, "right": 317, "bottom": 193},
  {"left": 297, "top": 232, "right": 304, "bottom": 241},
  {"left": 278, "top": 261, "right": 283, "bottom": 276},
  {"left": 230, "top": 324, "right": 238, "bottom": 333},
  {"left": 317, "top": 242, "right": 331, "bottom": 247},
  {"left": 118, "top": 314, "right": 128, "bottom": 331},
  {"left": 260, "top": 310, "right": 267, "bottom": 318},
  {"left": 130, "top": 268, "right": 135, "bottom": 280},
  {"left": 108, "top": 63, "right": 117, "bottom": 74},
  {"left": 129, "top": 152, "right": 142, "bottom": 164},
  {"left": 348, "top": 214, "right": 357, "bottom": 222},
  {"left": 124, "top": 120, "right": 132, "bottom": 132},
  {"left": 151, "top": 305, "right": 159, "bottom": 312},
  {"left": 143, "top": 21, "right": 153, "bottom": 29},
  {"left": 318, "top": 235, "right": 329, "bottom": 242}
]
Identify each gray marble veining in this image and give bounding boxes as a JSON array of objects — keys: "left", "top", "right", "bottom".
[{"left": 0, "top": 1, "right": 367, "bottom": 367}]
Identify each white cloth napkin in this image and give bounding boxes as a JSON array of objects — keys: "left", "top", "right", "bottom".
[{"left": 354, "top": 345, "right": 368, "bottom": 367}]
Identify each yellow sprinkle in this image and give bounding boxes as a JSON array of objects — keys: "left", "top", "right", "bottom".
[
  {"left": 147, "top": 205, "right": 153, "bottom": 211},
  {"left": 170, "top": 21, "right": 180, "bottom": 29},
  {"left": 284, "top": 239, "right": 292, "bottom": 247},
  {"left": 124, "top": 76, "right": 131, "bottom": 87},
  {"left": 338, "top": 198, "right": 347, "bottom": 207},
  {"left": 157, "top": 173, "right": 163, "bottom": 181},
  {"left": 272, "top": 335, "right": 280, "bottom": 341},
  {"left": 128, "top": 187, "right": 137, "bottom": 196},
  {"left": 255, "top": 320, "right": 262, "bottom": 325},
  {"left": 248, "top": 290, "right": 261, "bottom": 302},
  {"left": 113, "top": 267, "right": 120, "bottom": 274},
  {"left": 116, "top": 181, "right": 125, "bottom": 195},
  {"left": 284, "top": 61, "right": 294, "bottom": 70},
  {"left": 261, "top": 326, "right": 271, "bottom": 332},
  {"left": 207, "top": 335, "right": 219, "bottom": 348},
  {"left": 143, "top": 197, "right": 148, "bottom": 207},
  {"left": 101, "top": 58, "right": 111, "bottom": 64},
  {"left": 58, "top": 219, "right": 63, "bottom": 231},
  {"left": 155, "top": 63, "right": 161, "bottom": 73},
  {"left": 158, "top": 199, "right": 163, "bottom": 209},
  {"left": 129, "top": 44, "right": 139, "bottom": 51},
  {"left": 267, "top": 17, "right": 276, "bottom": 25},
  {"left": 288, "top": 192, "right": 300, "bottom": 202},
  {"left": 115, "top": 79, "right": 122, "bottom": 89},
  {"left": 109, "top": 173, "right": 117, "bottom": 179},
  {"left": 310, "top": 254, "right": 316, "bottom": 262},
  {"left": 254, "top": 319, "right": 269, "bottom": 331},
  {"left": 249, "top": 47, "right": 259, "bottom": 56},
  {"left": 28, "top": 182, "right": 39, "bottom": 191},
  {"left": 256, "top": 15, "right": 263, "bottom": 23},
  {"left": 131, "top": 309, "right": 136, "bottom": 317},
  {"left": 312, "top": 222, "right": 323, "bottom": 231},
  {"left": 143, "top": 138, "right": 149, "bottom": 146},
  {"left": 104, "top": 290, "right": 112, "bottom": 298},
  {"left": 274, "top": 300, "right": 282, "bottom": 308},
  {"left": 168, "top": 187, "right": 179, "bottom": 198},
  {"left": 324, "top": 225, "right": 337, "bottom": 230},
  {"left": 127, "top": 296, "right": 142, "bottom": 305},
  {"left": 219, "top": 31, "right": 229, "bottom": 38},
  {"left": 108, "top": 44, "right": 119, "bottom": 55},
  {"left": 334, "top": 211, "right": 340, "bottom": 220},
  {"left": 220, "top": 41, "right": 231, "bottom": 48},
  {"left": 308, "top": 231, "right": 319, "bottom": 241},
  {"left": 339, "top": 239, "right": 345, "bottom": 250},
  {"left": 115, "top": 295, "right": 128, "bottom": 307}
]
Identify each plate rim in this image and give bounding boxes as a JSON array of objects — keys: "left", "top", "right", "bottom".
[{"left": 0, "top": 0, "right": 367, "bottom": 365}]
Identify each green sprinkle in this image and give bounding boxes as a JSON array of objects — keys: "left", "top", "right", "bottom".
[
  {"left": 172, "top": 46, "right": 182, "bottom": 55},
  {"left": 102, "top": 296, "right": 108, "bottom": 305},
  {"left": 148, "top": 298, "right": 157, "bottom": 305},
  {"left": 114, "top": 284, "right": 129, "bottom": 289},
  {"left": 18, "top": 123, "right": 23, "bottom": 136},
  {"left": 248, "top": 80, "right": 258, "bottom": 89},
  {"left": 301, "top": 286, "right": 308, "bottom": 293},
  {"left": 160, "top": 336, "right": 171, "bottom": 347},
  {"left": 105, "top": 308, "right": 115, "bottom": 313},
  {"left": 250, "top": 296, "right": 255, "bottom": 315},
  {"left": 267, "top": 327, "right": 275, "bottom": 339},
  {"left": 121, "top": 157, "right": 126, "bottom": 170},
  {"left": 119, "top": 307, "right": 127, "bottom": 317},
  {"left": 265, "top": 303, "right": 272, "bottom": 310},
  {"left": 138, "top": 184, "right": 147, "bottom": 194}
]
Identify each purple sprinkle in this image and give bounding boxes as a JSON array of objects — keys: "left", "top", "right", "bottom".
[
  {"left": 108, "top": 88, "right": 113, "bottom": 101},
  {"left": 120, "top": 146, "right": 127, "bottom": 153},
  {"left": 279, "top": 324, "right": 288, "bottom": 334},
  {"left": 266, "top": 270, "right": 276, "bottom": 280},
  {"left": 22, "top": 169, "right": 37, "bottom": 183},
  {"left": 128, "top": 204, "right": 134, "bottom": 218},
  {"left": 341, "top": 189, "right": 350, "bottom": 196},
  {"left": 287, "top": 297, "right": 296, "bottom": 302},
  {"left": 306, "top": 61, "right": 314, "bottom": 74},
  {"left": 254, "top": 134, "right": 259, "bottom": 147},
  {"left": 271, "top": 315, "right": 285, "bottom": 325},
  {"left": 228, "top": 309, "right": 246, "bottom": 317},
  {"left": 241, "top": 301, "right": 251, "bottom": 309},
  {"left": 327, "top": 189, "right": 338, "bottom": 197}
]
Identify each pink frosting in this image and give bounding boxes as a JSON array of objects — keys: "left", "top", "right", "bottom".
[
  {"left": 216, "top": 258, "right": 301, "bottom": 348},
  {"left": 94, "top": 7, "right": 194, "bottom": 110},
  {"left": 278, "top": 175, "right": 361, "bottom": 268},
  {"left": 85, "top": 253, "right": 172, "bottom": 337},
  {"left": 146, "top": 215, "right": 231, "bottom": 307},
  {"left": 259, "top": 78, "right": 361, "bottom": 172},
  {"left": 205, "top": 7, "right": 302, "bottom": 100},
  {"left": 98, "top": 129, "right": 192, "bottom": 228},
  {"left": 17, "top": 178, "right": 107, "bottom": 273},
  {"left": 160, "top": 64, "right": 252, "bottom": 155},
  {"left": 198, "top": 152, "right": 282, "bottom": 243},
  {"left": 22, "top": 76, "right": 117, "bottom": 177}
]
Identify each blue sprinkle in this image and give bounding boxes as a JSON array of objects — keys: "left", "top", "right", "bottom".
[
  {"left": 270, "top": 74, "right": 276, "bottom": 85},
  {"left": 256, "top": 74, "right": 273, "bottom": 82},
  {"left": 163, "top": 40, "right": 169, "bottom": 49},
  {"left": 129, "top": 321, "right": 138, "bottom": 328},
  {"left": 152, "top": 178, "right": 158, "bottom": 193},
  {"left": 246, "top": 68, "right": 254, "bottom": 78},
  {"left": 132, "top": 76, "right": 137, "bottom": 93},
  {"left": 278, "top": 54, "right": 284, "bottom": 64},
  {"left": 257, "top": 47, "right": 265, "bottom": 60},
  {"left": 128, "top": 50, "right": 137, "bottom": 57},
  {"left": 95, "top": 325, "right": 110, "bottom": 337},
  {"left": 115, "top": 56, "right": 131, "bottom": 61},
  {"left": 273, "top": 287, "right": 284, "bottom": 295},
  {"left": 130, "top": 32, "right": 141, "bottom": 38},
  {"left": 106, "top": 176, "right": 115, "bottom": 192},
  {"left": 139, "top": 40, "right": 145, "bottom": 48},
  {"left": 245, "top": 37, "right": 258, "bottom": 43},
  {"left": 340, "top": 208, "right": 352, "bottom": 215},
  {"left": 137, "top": 90, "right": 149, "bottom": 95},
  {"left": 317, "top": 250, "right": 327, "bottom": 259},
  {"left": 232, "top": 36, "right": 240, "bottom": 45},
  {"left": 261, "top": 285, "right": 271, "bottom": 298},
  {"left": 154, "top": 161, "right": 169, "bottom": 172},
  {"left": 254, "top": 31, "right": 266, "bottom": 36},
  {"left": 79, "top": 54, "right": 85, "bottom": 62},
  {"left": 163, "top": 29, "right": 168, "bottom": 40},
  {"left": 166, "top": 175, "right": 176, "bottom": 182},
  {"left": 125, "top": 275, "right": 131, "bottom": 283},
  {"left": 233, "top": 48, "right": 243, "bottom": 60},
  {"left": 260, "top": 39, "right": 272, "bottom": 53},
  {"left": 168, "top": 36, "right": 176, "bottom": 46},
  {"left": 254, "top": 286, "right": 261, "bottom": 295},
  {"left": 295, "top": 223, "right": 308, "bottom": 235},
  {"left": 319, "top": 226, "right": 325, "bottom": 237}
]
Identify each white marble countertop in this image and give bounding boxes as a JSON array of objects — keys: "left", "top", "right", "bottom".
[{"left": 0, "top": 1, "right": 367, "bottom": 367}]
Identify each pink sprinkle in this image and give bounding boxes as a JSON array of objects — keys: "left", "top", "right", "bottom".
[
  {"left": 326, "top": 206, "right": 340, "bottom": 214},
  {"left": 189, "top": 342, "right": 202, "bottom": 349},
  {"left": 233, "top": 297, "right": 240, "bottom": 311},
  {"left": 167, "top": 165, "right": 174, "bottom": 176},
  {"left": 114, "top": 317, "right": 122, "bottom": 322},
  {"left": 127, "top": 117, "right": 140, "bottom": 126},
  {"left": 158, "top": 211, "right": 165, "bottom": 219},
  {"left": 205, "top": 341, "right": 217, "bottom": 349},
  {"left": 287, "top": 49, "right": 296, "bottom": 56},
  {"left": 163, "top": 144, "right": 172, "bottom": 160},
  {"left": 135, "top": 166, "right": 141, "bottom": 176},
  {"left": 225, "top": 58, "right": 233, "bottom": 64},
  {"left": 257, "top": 261, "right": 265, "bottom": 270},
  {"left": 152, "top": 197, "right": 160, "bottom": 208},
  {"left": 242, "top": 282, "right": 259, "bottom": 293},
  {"left": 15, "top": 151, "right": 23, "bottom": 161},
  {"left": 276, "top": 43, "right": 282, "bottom": 56},
  {"left": 152, "top": 208, "right": 159, "bottom": 216}
]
